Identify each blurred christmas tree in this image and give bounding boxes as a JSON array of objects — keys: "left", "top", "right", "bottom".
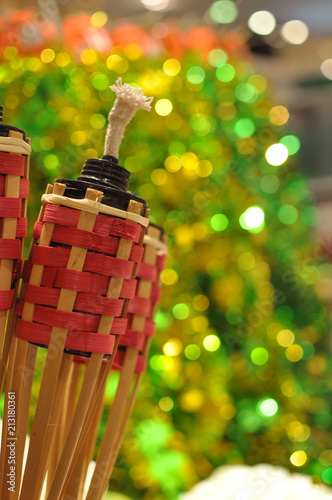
[{"left": 0, "top": 12, "right": 331, "bottom": 500}]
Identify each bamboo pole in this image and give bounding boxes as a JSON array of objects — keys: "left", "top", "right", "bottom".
[{"left": 63, "top": 367, "right": 105, "bottom": 500}]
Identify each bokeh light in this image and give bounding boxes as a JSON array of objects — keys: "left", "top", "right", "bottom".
[
  {"left": 280, "top": 135, "right": 301, "bottom": 155},
  {"left": 40, "top": 48, "right": 55, "bottom": 64},
  {"left": 210, "top": 214, "right": 229, "bottom": 231},
  {"left": 277, "top": 329, "right": 295, "bottom": 347},
  {"left": 209, "top": 0, "right": 238, "bottom": 24},
  {"left": 173, "top": 303, "right": 189, "bottom": 320},
  {"left": 216, "top": 63, "right": 235, "bottom": 82},
  {"left": 278, "top": 205, "right": 298, "bottom": 225},
  {"left": 250, "top": 347, "right": 269, "bottom": 365},
  {"left": 257, "top": 398, "right": 278, "bottom": 417},
  {"left": 322, "top": 468, "right": 332, "bottom": 485},
  {"left": 285, "top": 344, "right": 304, "bottom": 362},
  {"left": 91, "top": 11, "right": 108, "bottom": 27},
  {"left": 159, "top": 397, "right": 174, "bottom": 412},
  {"left": 248, "top": 11, "right": 276, "bottom": 36},
  {"left": 208, "top": 49, "right": 227, "bottom": 67},
  {"left": 140, "top": 0, "right": 169, "bottom": 11},
  {"left": 155, "top": 99, "right": 173, "bottom": 116},
  {"left": 163, "top": 59, "right": 181, "bottom": 76},
  {"left": 203, "top": 335, "right": 221, "bottom": 352},
  {"left": 184, "top": 344, "right": 201, "bottom": 360},
  {"left": 290, "top": 451, "right": 307, "bottom": 467},
  {"left": 163, "top": 338, "right": 183, "bottom": 356},
  {"left": 269, "top": 105, "right": 289, "bottom": 126},
  {"left": 265, "top": 144, "right": 289, "bottom": 166},
  {"left": 187, "top": 66, "right": 206, "bottom": 84},
  {"left": 281, "top": 20, "right": 309, "bottom": 45},
  {"left": 239, "top": 206, "right": 265, "bottom": 231},
  {"left": 320, "top": 59, "right": 332, "bottom": 80}
]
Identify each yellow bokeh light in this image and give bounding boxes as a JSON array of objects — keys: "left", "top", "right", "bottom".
[
  {"left": 80, "top": 49, "right": 97, "bottom": 65},
  {"left": 25, "top": 58, "right": 42, "bottom": 72},
  {"left": 281, "top": 379, "right": 298, "bottom": 397},
  {"left": 91, "top": 11, "right": 108, "bottom": 27},
  {"left": 277, "top": 329, "right": 295, "bottom": 347},
  {"left": 269, "top": 105, "right": 289, "bottom": 126},
  {"left": 248, "top": 74, "right": 267, "bottom": 93},
  {"left": 174, "top": 225, "right": 194, "bottom": 247},
  {"left": 164, "top": 156, "right": 182, "bottom": 172},
  {"left": 286, "top": 344, "right": 303, "bottom": 362},
  {"left": 84, "top": 148, "right": 98, "bottom": 159},
  {"left": 71, "top": 131, "right": 87, "bottom": 146},
  {"left": 290, "top": 450, "right": 307, "bottom": 467},
  {"left": 319, "top": 450, "right": 332, "bottom": 466},
  {"left": 40, "top": 136, "right": 55, "bottom": 151},
  {"left": 237, "top": 252, "right": 255, "bottom": 271},
  {"left": 125, "top": 44, "right": 143, "bottom": 60},
  {"left": 40, "top": 48, "right": 55, "bottom": 64},
  {"left": 218, "top": 102, "right": 237, "bottom": 120},
  {"left": 163, "top": 58, "right": 181, "bottom": 76},
  {"left": 106, "top": 55, "right": 129, "bottom": 73},
  {"left": 220, "top": 403, "right": 236, "bottom": 420},
  {"left": 193, "top": 295, "right": 209, "bottom": 311},
  {"left": 179, "top": 389, "right": 204, "bottom": 412},
  {"left": 191, "top": 316, "right": 209, "bottom": 332},
  {"left": 165, "top": 113, "right": 183, "bottom": 130},
  {"left": 198, "top": 160, "right": 213, "bottom": 177},
  {"left": 192, "top": 222, "right": 207, "bottom": 240},
  {"left": 287, "top": 421, "right": 311, "bottom": 442},
  {"left": 163, "top": 338, "right": 183, "bottom": 357},
  {"left": 55, "top": 52, "right": 70, "bottom": 67},
  {"left": 23, "top": 83, "right": 37, "bottom": 98},
  {"left": 182, "top": 152, "right": 199, "bottom": 170},
  {"left": 4, "top": 46, "right": 18, "bottom": 60},
  {"left": 203, "top": 334, "right": 220, "bottom": 352},
  {"left": 236, "top": 137, "right": 256, "bottom": 156},
  {"left": 151, "top": 168, "right": 168, "bottom": 185},
  {"left": 159, "top": 396, "right": 174, "bottom": 412},
  {"left": 155, "top": 98, "right": 173, "bottom": 116},
  {"left": 161, "top": 269, "right": 178, "bottom": 285},
  {"left": 267, "top": 322, "right": 284, "bottom": 339}
]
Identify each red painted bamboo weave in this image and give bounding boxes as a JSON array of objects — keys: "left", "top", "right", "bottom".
[
  {"left": 112, "top": 230, "right": 168, "bottom": 372},
  {"left": 0, "top": 151, "right": 29, "bottom": 312},
  {"left": 15, "top": 199, "right": 146, "bottom": 357}
]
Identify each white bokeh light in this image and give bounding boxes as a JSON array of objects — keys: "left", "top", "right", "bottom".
[
  {"left": 239, "top": 206, "right": 265, "bottom": 231},
  {"left": 281, "top": 20, "right": 309, "bottom": 45},
  {"left": 140, "top": 0, "right": 169, "bottom": 11},
  {"left": 248, "top": 11, "right": 276, "bottom": 36},
  {"left": 321, "top": 59, "right": 332, "bottom": 80},
  {"left": 265, "top": 144, "right": 289, "bottom": 166}
]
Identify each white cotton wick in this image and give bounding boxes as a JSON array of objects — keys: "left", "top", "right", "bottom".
[{"left": 104, "top": 77, "right": 153, "bottom": 159}]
